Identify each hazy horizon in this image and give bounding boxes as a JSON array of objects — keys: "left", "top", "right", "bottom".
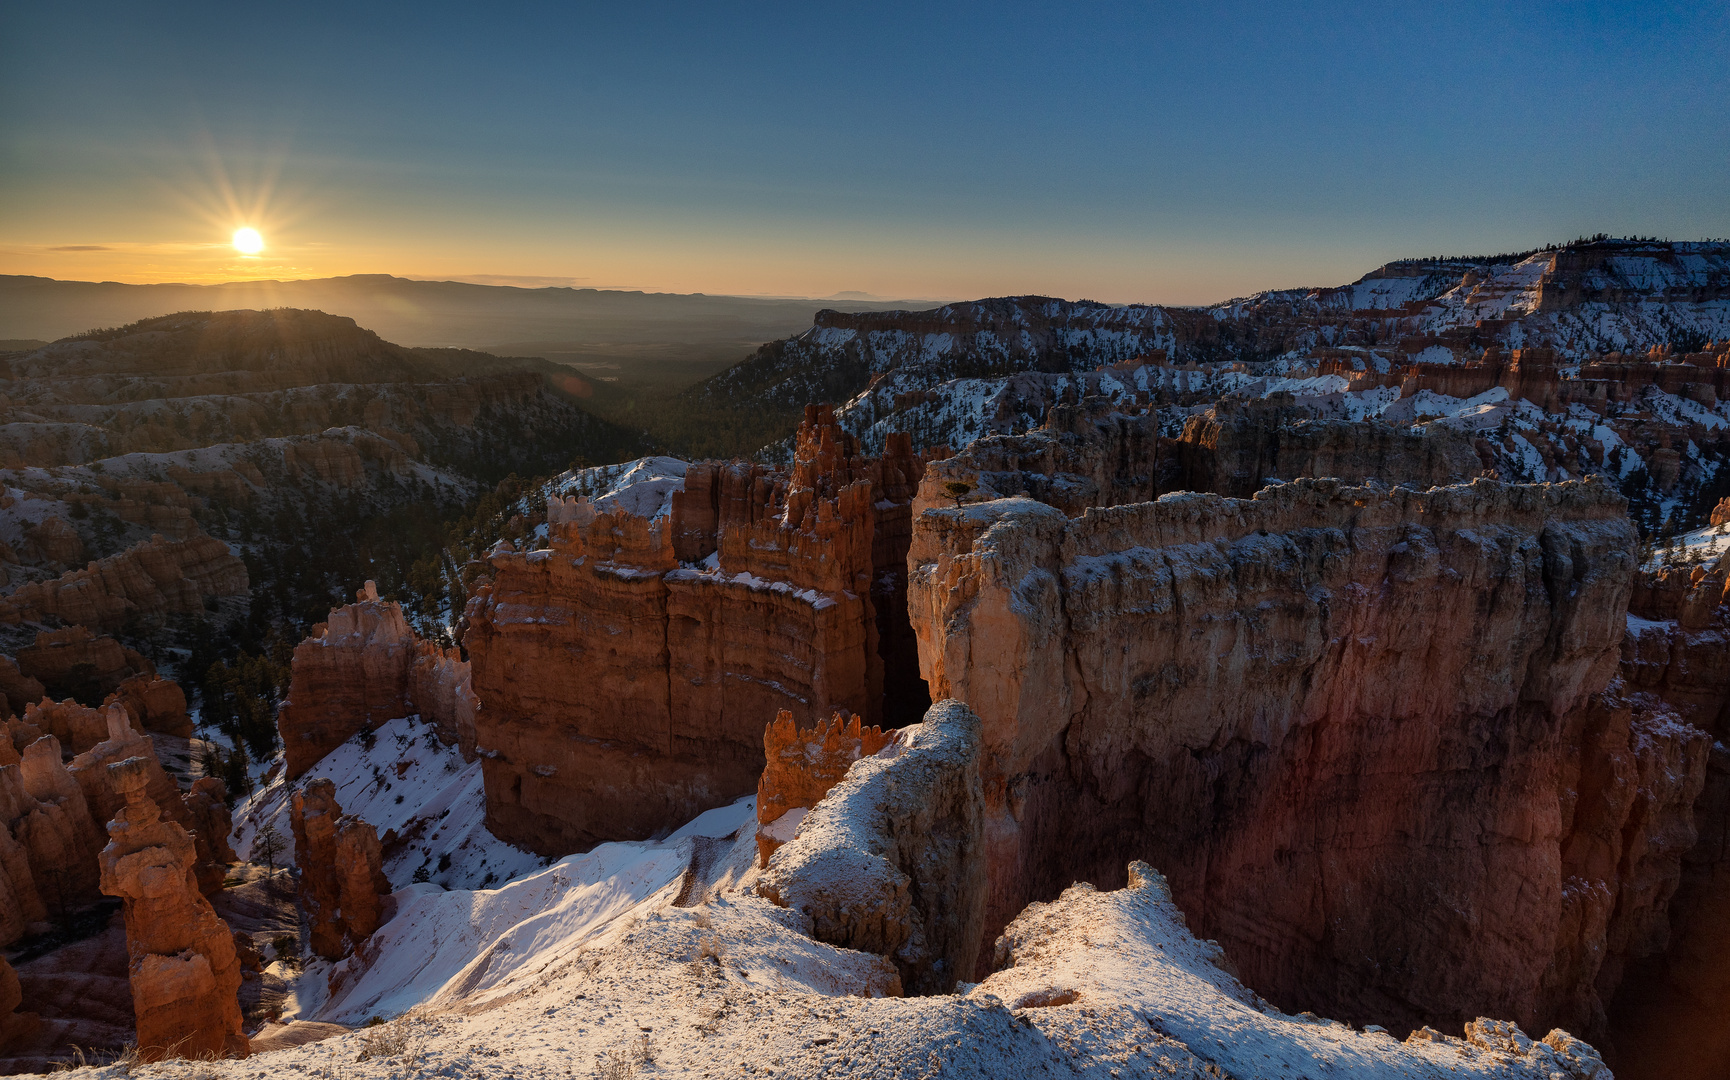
[{"left": 3, "top": 2, "right": 1726, "bottom": 306}]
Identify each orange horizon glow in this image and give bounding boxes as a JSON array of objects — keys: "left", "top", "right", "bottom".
[{"left": 0, "top": 231, "right": 1389, "bottom": 308}]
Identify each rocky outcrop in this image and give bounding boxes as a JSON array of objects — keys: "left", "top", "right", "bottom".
[
  {"left": 98, "top": 756, "right": 248, "bottom": 1061},
  {"left": 278, "top": 581, "right": 480, "bottom": 778},
  {"left": 977, "top": 861, "right": 1611, "bottom": 1079},
  {"left": 759, "top": 699, "right": 985, "bottom": 995},
  {"left": 907, "top": 476, "right": 1674, "bottom": 1041},
  {"left": 0, "top": 733, "right": 105, "bottom": 944},
  {"left": 289, "top": 778, "right": 388, "bottom": 960},
  {"left": 755, "top": 708, "right": 892, "bottom": 867},
  {"left": 180, "top": 777, "right": 236, "bottom": 896},
  {"left": 106, "top": 673, "right": 192, "bottom": 739},
  {"left": 467, "top": 406, "right": 928, "bottom": 855},
  {"left": 277, "top": 582, "right": 416, "bottom": 778},
  {"left": 14, "top": 626, "right": 150, "bottom": 707},
  {"left": 0, "top": 533, "right": 248, "bottom": 631}
]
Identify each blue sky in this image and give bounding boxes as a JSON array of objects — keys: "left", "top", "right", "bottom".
[{"left": 1, "top": 1, "right": 1724, "bottom": 302}]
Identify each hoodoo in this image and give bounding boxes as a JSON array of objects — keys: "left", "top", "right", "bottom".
[
  {"left": 289, "top": 778, "right": 389, "bottom": 961},
  {"left": 98, "top": 756, "right": 248, "bottom": 1062}
]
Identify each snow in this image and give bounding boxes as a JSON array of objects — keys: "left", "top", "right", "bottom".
[
  {"left": 233, "top": 715, "right": 546, "bottom": 893},
  {"left": 556, "top": 455, "right": 690, "bottom": 519},
  {"left": 1648, "top": 521, "right": 1730, "bottom": 569}
]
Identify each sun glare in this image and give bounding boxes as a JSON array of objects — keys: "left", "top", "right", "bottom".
[{"left": 232, "top": 227, "right": 264, "bottom": 255}]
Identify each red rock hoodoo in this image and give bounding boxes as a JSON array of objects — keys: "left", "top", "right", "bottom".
[
  {"left": 289, "top": 778, "right": 389, "bottom": 961},
  {"left": 98, "top": 756, "right": 248, "bottom": 1062},
  {"left": 465, "top": 406, "right": 935, "bottom": 855},
  {"left": 0, "top": 733, "right": 105, "bottom": 944}
]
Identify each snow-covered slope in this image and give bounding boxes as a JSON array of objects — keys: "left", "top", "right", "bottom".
[
  {"left": 234, "top": 715, "right": 545, "bottom": 893},
  {"left": 90, "top": 796, "right": 1603, "bottom": 1079}
]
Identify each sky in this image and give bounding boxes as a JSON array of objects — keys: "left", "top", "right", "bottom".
[{"left": 1, "top": 1, "right": 1725, "bottom": 305}]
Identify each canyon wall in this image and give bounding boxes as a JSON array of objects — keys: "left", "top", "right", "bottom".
[
  {"left": 916, "top": 397, "right": 1483, "bottom": 517},
  {"left": 98, "top": 756, "right": 248, "bottom": 1062},
  {"left": 1605, "top": 562, "right": 1730, "bottom": 1079},
  {"left": 907, "top": 475, "right": 1680, "bottom": 1043},
  {"left": 465, "top": 406, "right": 930, "bottom": 855}
]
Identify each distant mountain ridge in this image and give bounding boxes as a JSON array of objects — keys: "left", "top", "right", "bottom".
[
  {"left": 0, "top": 273, "right": 932, "bottom": 347},
  {"left": 687, "top": 238, "right": 1730, "bottom": 452}
]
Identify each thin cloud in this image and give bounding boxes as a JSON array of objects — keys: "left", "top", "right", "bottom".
[{"left": 48, "top": 245, "right": 112, "bottom": 251}]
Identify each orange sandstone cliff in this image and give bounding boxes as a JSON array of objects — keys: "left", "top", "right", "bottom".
[
  {"left": 908, "top": 475, "right": 1680, "bottom": 1047},
  {"left": 465, "top": 406, "right": 930, "bottom": 855}
]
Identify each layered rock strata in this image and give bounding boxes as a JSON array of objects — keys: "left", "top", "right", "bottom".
[
  {"left": 758, "top": 699, "right": 985, "bottom": 996},
  {"left": 755, "top": 708, "right": 892, "bottom": 866},
  {"left": 98, "top": 756, "right": 248, "bottom": 1061},
  {"left": 907, "top": 476, "right": 1671, "bottom": 1041},
  {"left": 289, "top": 778, "right": 388, "bottom": 961},
  {"left": 278, "top": 583, "right": 416, "bottom": 778},
  {"left": 0, "top": 533, "right": 248, "bottom": 631},
  {"left": 277, "top": 581, "right": 479, "bottom": 778},
  {"left": 467, "top": 406, "right": 930, "bottom": 854},
  {"left": 916, "top": 395, "right": 1482, "bottom": 517}
]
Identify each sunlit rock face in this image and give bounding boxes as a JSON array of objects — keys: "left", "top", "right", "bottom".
[
  {"left": 906, "top": 473, "right": 1692, "bottom": 1044},
  {"left": 98, "top": 756, "right": 248, "bottom": 1062},
  {"left": 276, "top": 582, "right": 481, "bottom": 780},
  {"left": 277, "top": 583, "right": 418, "bottom": 780},
  {"left": 464, "top": 406, "right": 934, "bottom": 856}
]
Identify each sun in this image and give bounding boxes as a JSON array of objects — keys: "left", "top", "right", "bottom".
[{"left": 232, "top": 227, "right": 264, "bottom": 255}]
